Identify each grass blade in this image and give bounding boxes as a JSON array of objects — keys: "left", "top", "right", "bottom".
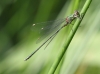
[{"left": 48, "top": 0, "right": 92, "bottom": 74}]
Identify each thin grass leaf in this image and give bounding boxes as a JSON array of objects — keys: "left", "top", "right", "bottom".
[{"left": 48, "top": 0, "right": 92, "bottom": 74}]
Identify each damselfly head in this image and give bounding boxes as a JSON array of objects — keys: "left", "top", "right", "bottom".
[{"left": 73, "top": 11, "right": 81, "bottom": 19}]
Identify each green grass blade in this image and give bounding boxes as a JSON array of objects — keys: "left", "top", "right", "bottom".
[{"left": 48, "top": 0, "right": 92, "bottom": 74}]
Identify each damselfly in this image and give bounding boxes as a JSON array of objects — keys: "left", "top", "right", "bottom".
[{"left": 25, "top": 11, "right": 81, "bottom": 61}]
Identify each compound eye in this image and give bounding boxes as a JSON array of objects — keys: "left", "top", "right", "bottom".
[{"left": 74, "top": 11, "right": 80, "bottom": 17}]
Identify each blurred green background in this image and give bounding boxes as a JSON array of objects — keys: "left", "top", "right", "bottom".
[{"left": 0, "top": 0, "right": 100, "bottom": 74}]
